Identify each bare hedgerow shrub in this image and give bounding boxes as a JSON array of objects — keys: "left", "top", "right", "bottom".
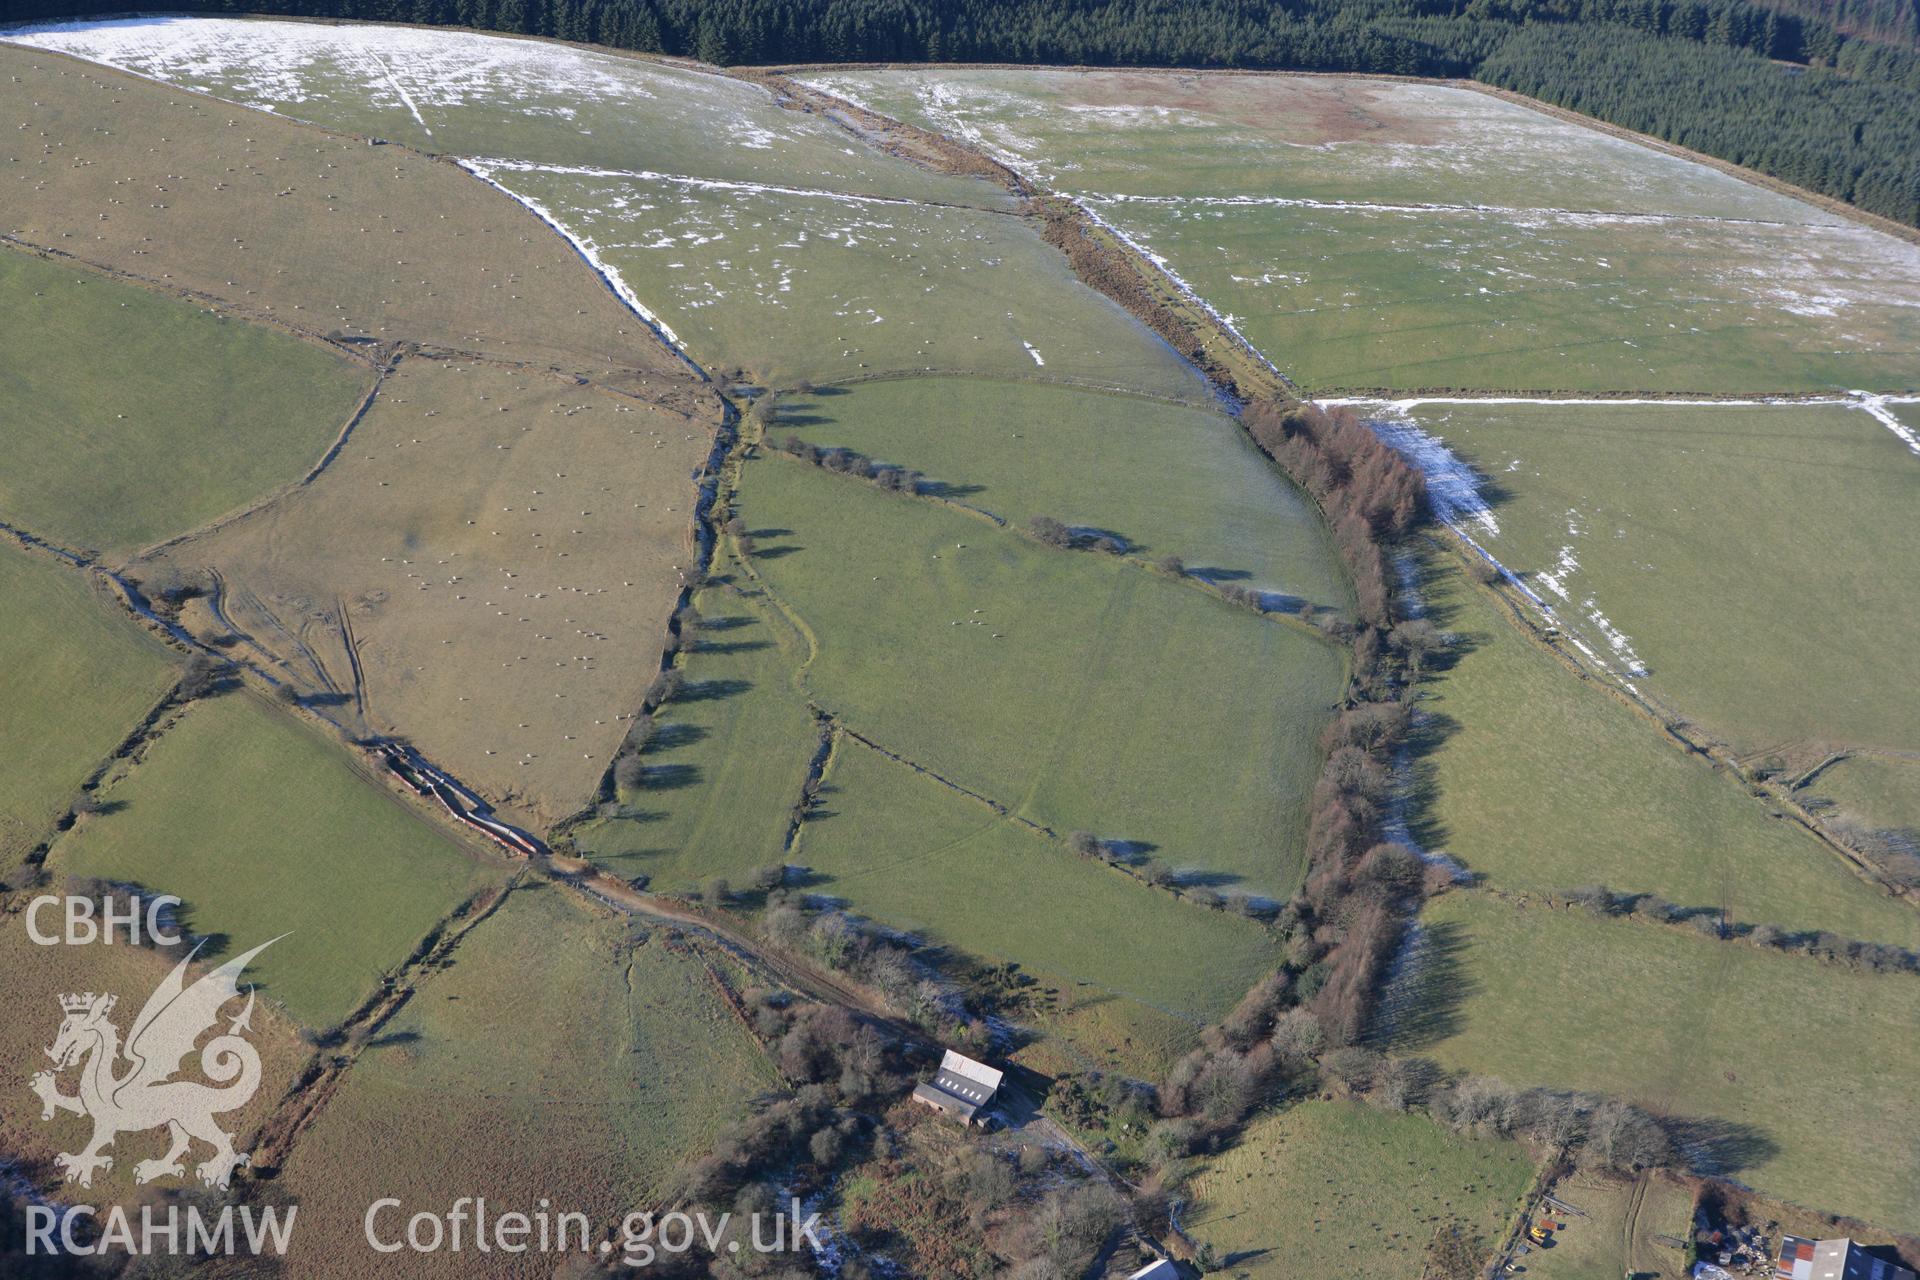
[
  {"left": 1564, "top": 884, "right": 1619, "bottom": 915},
  {"left": 612, "top": 752, "right": 646, "bottom": 792},
  {"left": 1027, "top": 515, "right": 1073, "bottom": 548},
  {"left": 177, "top": 652, "right": 226, "bottom": 700}
]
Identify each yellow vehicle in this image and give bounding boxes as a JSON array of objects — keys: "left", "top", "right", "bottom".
[{"left": 1529, "top": 1222, "right": 1554, "bottom": 1245}]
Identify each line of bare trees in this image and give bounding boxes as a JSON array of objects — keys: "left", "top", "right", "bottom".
[
  {"left": 777, "top": 435, "right": 923, "bottom": 495},
  {"left": 1562, "top": 883, "right": 1920, "bottom": 975},
  {"left": 1243, "top": 400, "right": 1424, "bottom": 629}
]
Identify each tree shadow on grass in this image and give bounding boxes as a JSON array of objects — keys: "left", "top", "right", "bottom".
[
  {"left": 676, "top": 678, "right": 751, "bottom": 703},
  {"left": 1401, "top": 708, "right": 1457, "bottom": 864},
  {"left": 648, "top": 722, "right": 710, "bottom": 750},
  {"left": 641, "top": 763, "right": 703, "bottom": 791},
  {"left": 694, "top": 638, "right": 772, "bottom": 655},
  {"left": 1671, "top": 1116, "right": 1780, "bottom": 1177},
  {"left": 918, "top": 479, "right": 986, "bottom": 499},
  {"left": 1174, "top": 868, "right": 1247, "bottom": 889},
  {"left": 1366, "top": 918, "right": 1474, "bottom": 1052}
]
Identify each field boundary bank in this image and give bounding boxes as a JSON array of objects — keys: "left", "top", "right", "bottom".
[
  {"left": 750, "top": 57, "right": 1920, "bottom": 249},
  {"left": 0, "top": 235, "right": 385, "bottom": 379},
  {"left": 15, "top": 16, "right": 1910, "bottom": 248},
  {"left": 1424, "top": 527, "right": 1914, "bottom": 908},
  {"left": 2, "top": 678, "right": 183, "bottom": 882},
  {"left": 756, "top": 444, "right": 1344, "bottom": 637},
  {"left": 0, "top": 44, "right": 713, "bottom": 385},
  {"left": 129, "top": 357, "right": 395, "bottom": 564},
  {"left": 1474, "top": 882, "right": 1920, "bottom": 977},
  {"left": 244, "top": 877, "right": 519, "bottom": 1179},
  {"left": 0, "top": 233, "right": 714, "bottom": 419}
]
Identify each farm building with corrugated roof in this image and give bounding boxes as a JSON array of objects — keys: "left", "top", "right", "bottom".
[
  {"left": 1776, "top": 1237, "right": 1916, "bottom": 1280},
  {"left": 911, "top": 1049, "right": 1004, "bottom": 1125}
]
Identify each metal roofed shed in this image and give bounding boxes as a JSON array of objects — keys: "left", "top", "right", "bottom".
[
  {"left": 1776, "top": 1237, "right": 1917, "bottom": 1280},
  {"left": 1126, "top": 1260, "right": 1183, "bottom": 1280},
  {"left": 911, "top": 1049, "right": 1004, "bottom": 1126}
]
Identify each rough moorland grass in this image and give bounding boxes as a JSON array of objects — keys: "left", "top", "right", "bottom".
[
  {"left": 274, "top": 880, "right": 779, "bottom": 1278},
  {"left": 1418, "top": 401, "right": 1920, "bottom": 757},
  {"left": 770, "top": 377, "right": 1352, "bottom": 613},
  {"left": 804, "top": 69, "right": 1833, "bottom": 221},
  {"left": 142, "top": 357, "right": 710, "bottom": 827},
  {"left": 1096, "top": 200, "right": 1920, "bottom": 394},
  {"left": 0, "top": 251, "right": 370, "bottom": 555},
  {"left": 50, "top": 692, "right": 497, "bottom": 1028},
  {"left": 486, "top": 167, "right": 1208, "bottom": 397},
  {"left": 0, "top": 545, "right": 177, "bottom": 869},
  {"left": 1410, "top": 548, "right": 1920, "bottom": 948},
  {"left": 797, "top": 739, "right": 1280, "bottom": 1023},
  {"left": 576, "top": 581, "right": 820, "bottom": 889},
  {"left": 1811, "top": 754, "right": 1920, "bottom": 834},
  {"left": 1186, "top": 1099, "right": 1537, "bottom": 1280},
  {"left": 8, "top": 17, "right": 1006, "bottom": 208},
  {"left": 1401, "top": 891, "right": 1920, "bottom": 1233},
  {"left": 0, "top": 923, "right": 306, "bottom": 1205},
  {"left": 0, "top": 46, "right": 693, "bottom": 382},
  {"left": 743, "top": 457, "right": 1346, "bottom": 898}
]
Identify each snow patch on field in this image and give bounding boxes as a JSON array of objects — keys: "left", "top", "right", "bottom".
[
  {"left": 1022, "top": 341, "right": 1046, "bottom": 367},
  {"left": 3, "top": 16, "right": 656, "bottom": 115},
  {"left": 1347, "top": 407, "right": 1498, "bottom": 537},
  {"left": 1852, "top": 391, "right": 1920, "bottom": 456},
  {"left": 1326, "top": 399, "right": 1657, "bottom": 686},
  {"left": 1090, "top": 190, "right": 1807, "bottom": 231},
  {"left": 1075, "top": 201, "right": 1285, "bottom": 383},
  {"left": 461, "top": 158, "right": 935, "bottom": 210},
  {"left": 458, "top": 160, "right": 699, "bottom": 372}
]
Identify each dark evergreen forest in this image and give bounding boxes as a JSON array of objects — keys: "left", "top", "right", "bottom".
[{"left": 6, "top": 0, "right": 1918, "bottom": 225}]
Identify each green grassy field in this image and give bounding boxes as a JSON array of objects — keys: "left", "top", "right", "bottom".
[
  {"left": 795, "top": 739, "right": 1280, "bottom": 1022},
  {"left": 49, "top": 692, "right": 497, "bottom": 1027},
  {"left": 0, "top": 250, "right": 370, "bottom": 555},
  {"left": 768, "top": 377, "right": 1351, "bottom": 613},
  {"left": 1517, "top": 1173, "right": 1697, "bottom": 1280},
  {"left": 802, "top": 70, "right": 1920, "bottom": 395},
  {"left": 1186, "top": 1099, "right": 1537, "bottom": 1280},
  {"left": 1810, "top": 755, "right": 1920, "bottom": 834},
  {"left": 742, "top": 457, "right": 1346, "bottom": 898},
  {"left": 9, "top": 17, "right": 1005, "bottom": 208},
  {"left": 139, "top": 356, "right": 709, "bottom": 829},
  {"left": 1412, "top": 401, "right": 1920, "bottom": 758},
  {"left": 1409, "top": 548, "right": 1920, "bottom": 947},
  {"left": 805, "top": 69, "right": 1836, "bottom": 221},
  {"left": 1, "top": 46, "right": 694, "bottom": 381},
  {"left": 0, "top": 544, "right": 177, "bottom": 869},
  {"left": 575, "top": 580, "right": 819, "bottom": 889},
  {"left": 1100, "top": 201, "right": 1920, "bottom": 394},
  {"left": 485, "top": 166, "right": 1207, "bottom": 394},
  {"left": 274, "top": 880, "right": 780, "bottom": 1278},
  {"left": 1399, "top": 891, "right": 1920, "bottom": 1233}
]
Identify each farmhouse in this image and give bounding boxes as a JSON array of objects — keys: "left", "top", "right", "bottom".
[
  {"left": 1776, "top": 1237, "right": 1917, "bottom": 1280},
  {"left": 911, "top": 1049, "right": 1003, "bottom": 1126}
]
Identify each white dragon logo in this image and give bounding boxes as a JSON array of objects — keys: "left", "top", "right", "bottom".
[{"left": 30, "top": 938, "right": 279, "bottom": 1190}]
